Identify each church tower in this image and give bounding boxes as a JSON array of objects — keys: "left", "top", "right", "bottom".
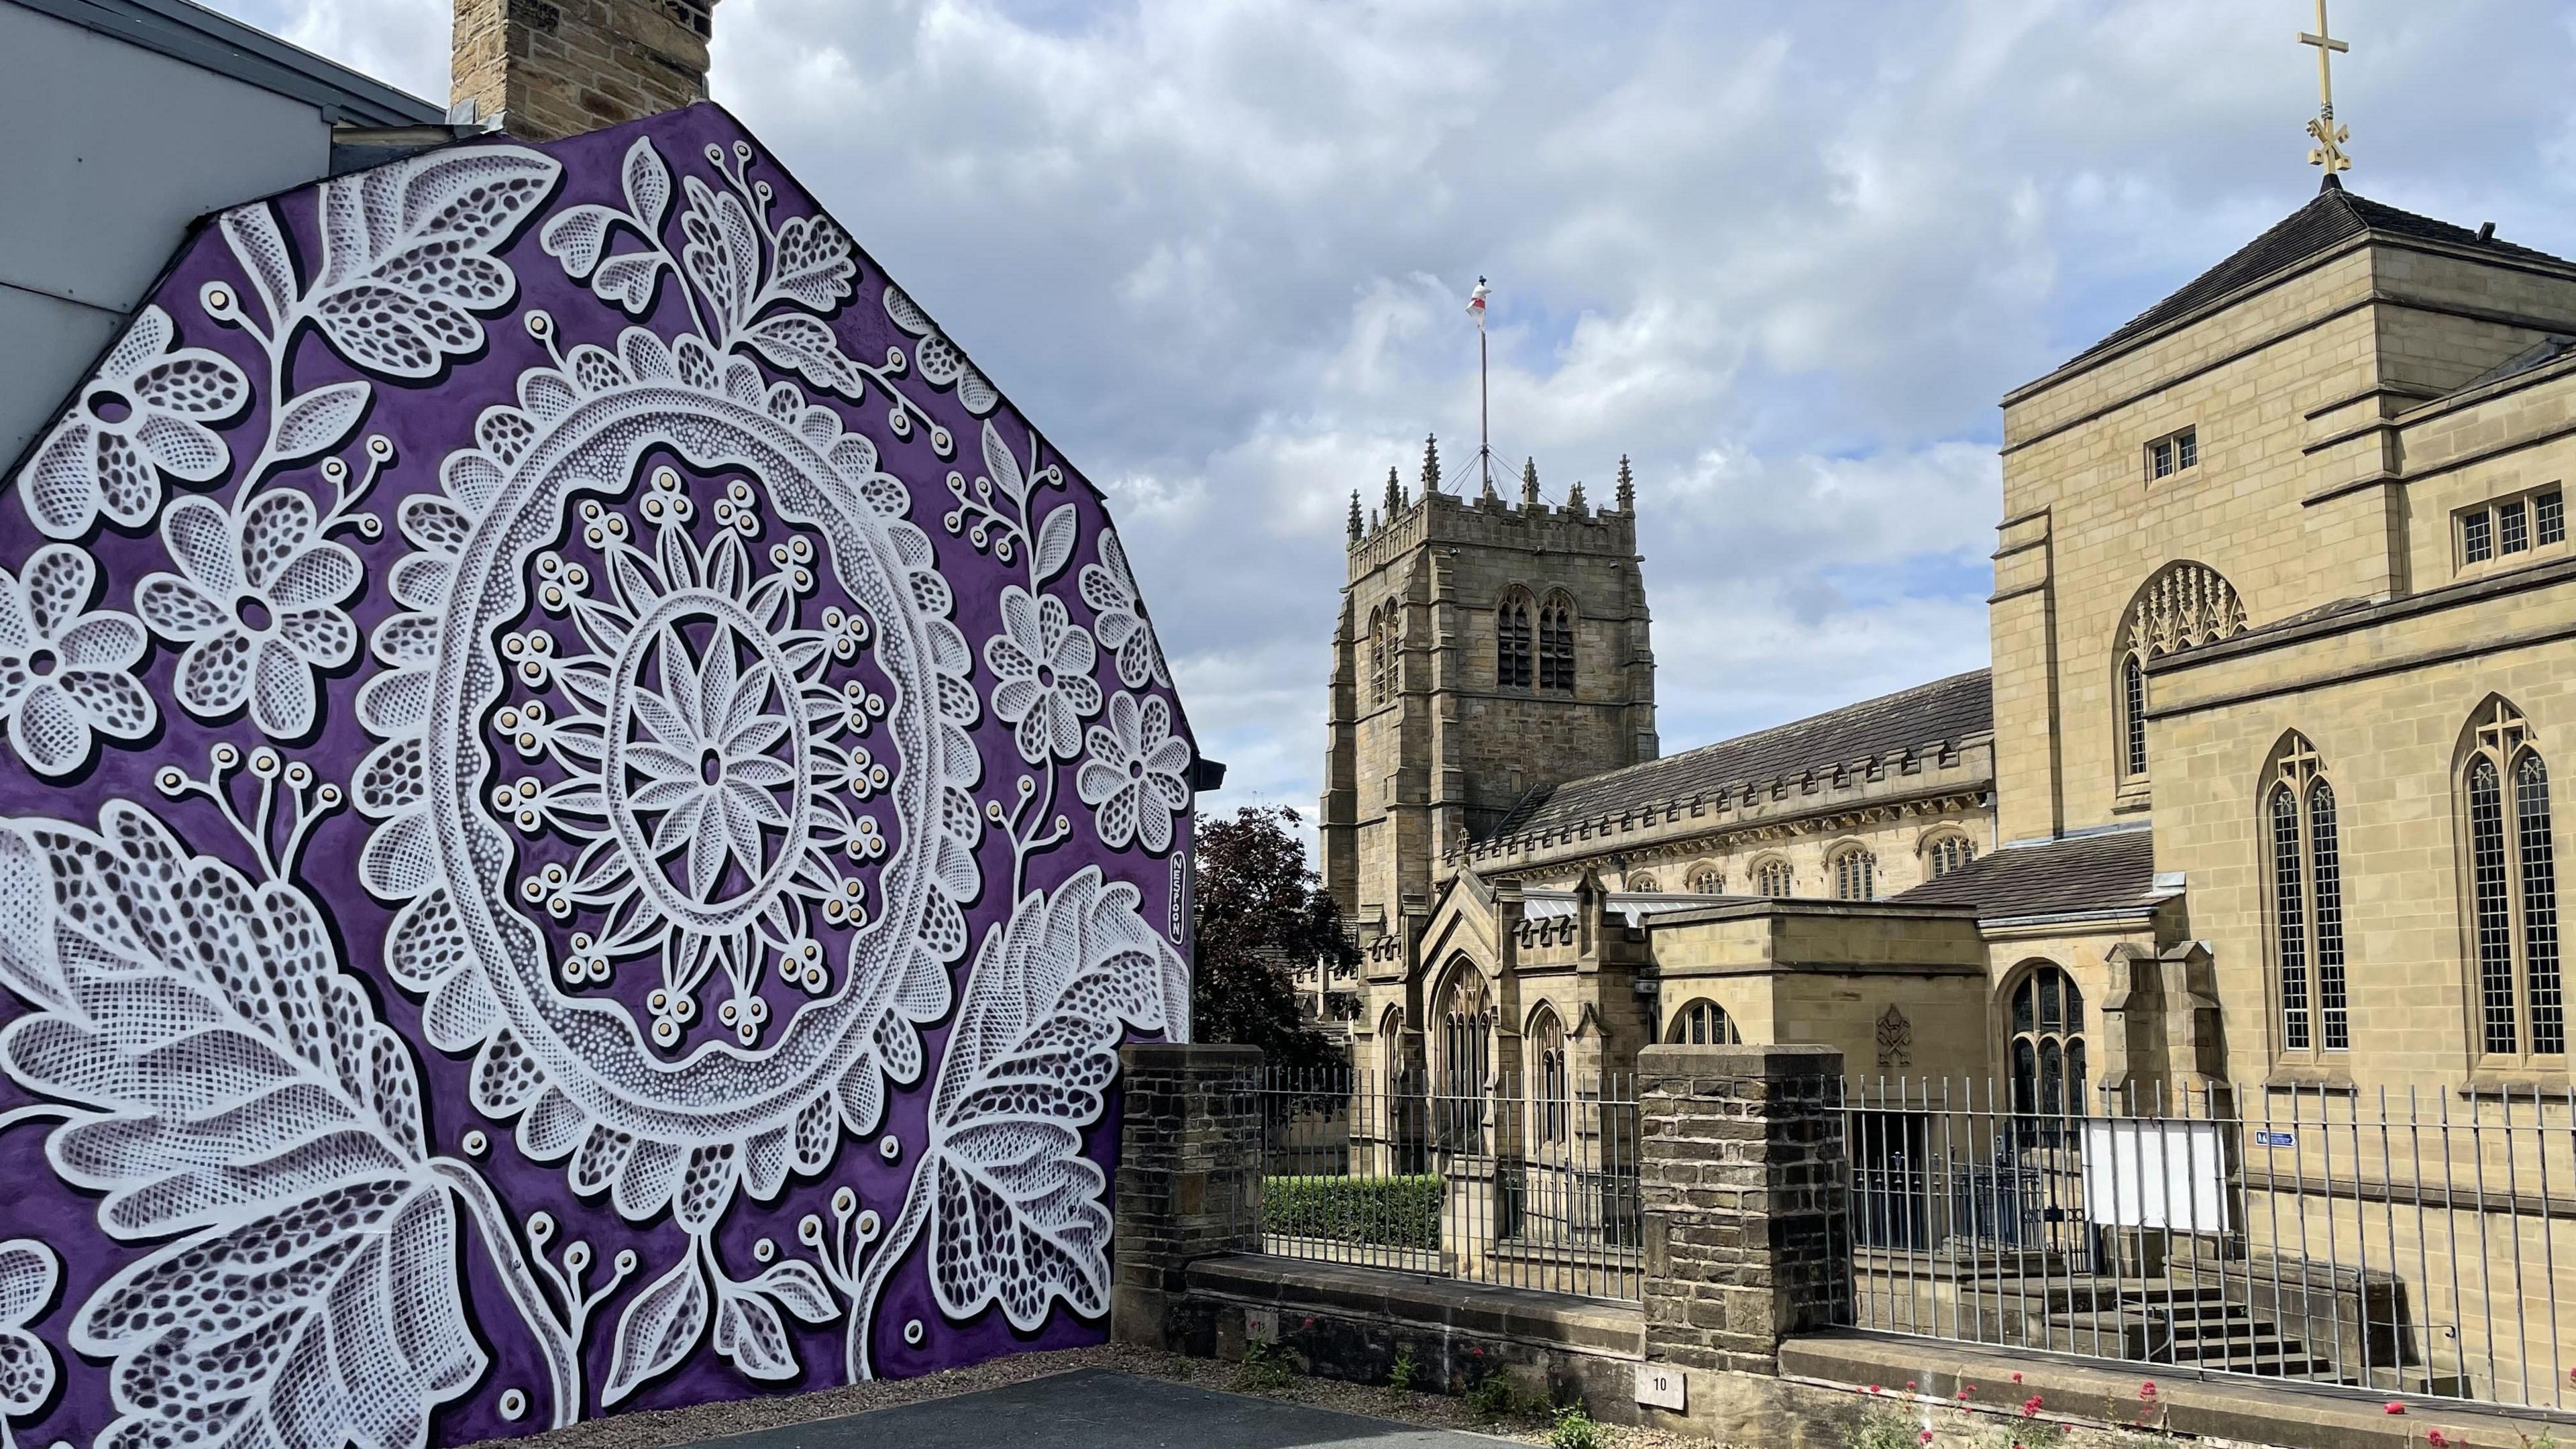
[{"left": 1320, "top": 441, "right": 1657, "bottom": 945}]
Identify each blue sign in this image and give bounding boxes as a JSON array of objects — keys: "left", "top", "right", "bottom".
[{"left": 2255, "top": 1130, "right": 2296, "bottom": 1147}]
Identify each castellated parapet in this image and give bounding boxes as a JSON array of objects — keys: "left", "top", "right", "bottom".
[{"left": 1321, "top": 472, "right": 1658, "bottom": 942}]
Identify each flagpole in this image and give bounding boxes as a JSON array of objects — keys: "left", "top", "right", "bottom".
[{"left": 1479, "top": 325, "right": 1489, "bottom": 493}]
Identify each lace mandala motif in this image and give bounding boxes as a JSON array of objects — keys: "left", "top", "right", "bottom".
[{"left": 0, "top": 123, "right": 1195, "bottom": 1440}]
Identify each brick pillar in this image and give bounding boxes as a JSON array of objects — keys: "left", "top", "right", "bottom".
[
  {"left": 1638, "top": 1044, "right": 1849, "bottom": 1377},
  {"left": 1112, "top": 1043, "right": 1263, "bottom": 1349},
  {"left": 453, "top": 0, "right": 717, "bottom": 143}
]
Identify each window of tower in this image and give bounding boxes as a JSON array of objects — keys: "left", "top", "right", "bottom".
[
  {"left": 1538, "top": 594, "right": 1576, "bottom": 692},
  {"left": 1497, "top": 591, "right": 1533, "bottom": 688}
]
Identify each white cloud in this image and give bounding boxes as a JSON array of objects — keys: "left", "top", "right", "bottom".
[{"left": 199, "top": 0, "right": 2576, "bottom": 818}]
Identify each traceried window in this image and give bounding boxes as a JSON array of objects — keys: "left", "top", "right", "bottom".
[
  {"left": 2113, "top": 562, "right": 2247, "bottom": 793},
  {"left": 1668, "top": 998, "right": 1741, "bottom": 1045},
  {"left": 2465, "top": 700, "right": 2565, "bottom": 1059},
  {"left": 1686, "top": 865, "right": 1725, "bottom": 894},
  {"left": 1434, "top": 965, "right": 1496, "bottom": 1149},
  {"left": 1625, "top": 872, "right": 1660, "bottom": 893},
  {"left": 1496, "top": 592, "right": 1533, "bottom": 688},
  {"left": 1368, "top": 604, "right": 1396, "bottom": 705},
  {"left": 2008, "top": 965, "right": 2086, "bottom": 1118},
  {"left": 1538, "top": 593, "right": 1576, "bottom": 692},
  {"left": 1528, "top": 1007, "right": 1568, "bottom": 1144},
  {"left": 1755, "top": 858, "right": 1794, "bottom": 897},
  {"left": 1831, "top": 848, "right": 1876, "bottom": 901},
  {"left": 2460, "top": 486, "right": 2567, "bottom": 570},
  {"left": 1925, "top": 833, "right": 1978, "bottom": 880},
  {"left": 2267, "top": 735, "right": 2347, "bottom": 1053}
]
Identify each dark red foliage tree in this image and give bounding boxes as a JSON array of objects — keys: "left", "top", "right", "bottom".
[{"left": 1189, "top": 805, "right": 1352, "bottom": 1075}]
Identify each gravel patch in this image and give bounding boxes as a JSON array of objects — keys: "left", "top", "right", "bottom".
[{"left": 458, "top": 1344, "right": 1741, "bottom": 1449}]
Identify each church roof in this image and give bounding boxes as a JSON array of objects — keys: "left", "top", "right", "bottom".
[
  {"left": 1497, "top": 668, "right": 1992, "bottom": 838},
  {"left": 2038, "top": 178, "right": 2575, "bottom": 386},
  {"left": 1890, "top": 827, "right": 2161, "bottom": 922}
]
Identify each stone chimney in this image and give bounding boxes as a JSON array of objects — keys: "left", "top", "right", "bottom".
[{"left": 453, "top": 0, "right": 716, "bottom": 143}]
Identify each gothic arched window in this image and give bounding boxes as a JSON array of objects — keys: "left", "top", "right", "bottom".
[
  {"left": 1668, "top": 998, "right": 1740, "bottom": 1045},
  {"left": 2266, "top": 735, "right": 2347, "bottom": 1053},
  {"left": 1831, "top": 847, "right": 1876, "bottom": 901},
  {"left": 1434, "top": 965, "right": 1495, "bottom": 1150},
  {"left": 2121, "top": 651, "right": 2149, "bottom": 782},
  {"left": 1538, "top": 593, "right": 1576, "bottom": 692},
  {"left": 2112, "top": 561, "right": 2248, "bottom": 790},
  {"left": 1377, "top": 1004, "right": 1405, "bottom": 1087},
  {"left": 1925, "top": 833, "right": 1978, "bottom": 880},
  {"left": 1625, "top": 871, "right": 1660, "bottom": 893},
  {"left": 1527, "top": 1006, "right": 1568, "bottom": 1145},
  {"left": 1368, "top": 604, "right": 1395, "bottom": 706},
  {"left": 2008, "top": 964, "right": 2086, "bottom": 1118},
  {"left": 2464, "top": 700, "right": 2565, "bottom": 1059},
  {"left": 1755, "top": 857, "right": 1794, "bottom": 898},
  {"left": 1496, "top": 591, "right": 1533, "bottom": 688},
  {"left": 1686, "top": 864, "right": 1725, "bottom": 894}
]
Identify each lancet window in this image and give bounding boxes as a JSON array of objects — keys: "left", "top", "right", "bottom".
[
  {"left": 1496, "top": 591, "right": 1533, "bottom": 688},
  {"left": 1538, "top": 593, "right": 1576, "bottom": 692},
  {"left": 2266, "top": 734, "right": 2347, "bottom": 1053},
  {"left": 2465, "top": 700, "right": 2565, "bottom": 1059}
]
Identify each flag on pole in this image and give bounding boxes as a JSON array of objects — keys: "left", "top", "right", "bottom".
[{"left": 1467, "top": 276, "right": 1489, "bottom": 331}]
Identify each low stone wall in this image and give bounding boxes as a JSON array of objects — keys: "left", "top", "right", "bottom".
[{"left": 1113, "top": 1043, "right": 2576, "bottom": 1449}]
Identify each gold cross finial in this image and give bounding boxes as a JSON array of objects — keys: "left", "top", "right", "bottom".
[{"left": 2301, "top": 0, "right": 2353, "bottom": 175}]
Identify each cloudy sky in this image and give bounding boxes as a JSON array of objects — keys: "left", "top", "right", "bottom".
[{"left": 208, "top": 0, "right": 2576, "bottom": 820}]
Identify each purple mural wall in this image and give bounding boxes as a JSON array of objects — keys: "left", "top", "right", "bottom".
[{"left": 0, "top": 103, "right": 1194, "bottom": 1446}]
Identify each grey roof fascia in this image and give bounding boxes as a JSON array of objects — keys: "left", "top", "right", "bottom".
[{"left": 14, "top": 0, "right": 443, "bottom": 126}]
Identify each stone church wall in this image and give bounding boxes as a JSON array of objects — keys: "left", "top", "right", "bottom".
[{"left": 2153, "top": 578, "right": 2576, "bottom": 1089}]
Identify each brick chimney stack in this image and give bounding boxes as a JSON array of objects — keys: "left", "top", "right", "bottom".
[{"left": 452, "top": 0, "right": 716, "bottom": 142}]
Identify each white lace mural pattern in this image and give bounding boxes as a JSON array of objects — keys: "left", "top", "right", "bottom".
[{"left": 0, "top": 109, "right": 1193, "bottom": 1447}]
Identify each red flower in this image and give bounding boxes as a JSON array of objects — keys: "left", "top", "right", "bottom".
[
  {"left": 2139, "top": 1382, "right": 2158, "bottom": 1397},
  {"left": 2428, "top": 1432, "right": 2451, "bottom": 1448},
  {"left": 1907, "top": 1382, "right": 1919, "bottom": 1391},
  {"left": 1870, "top": 1386, "right": 1884, "bottom": 1396},
  {"left": 1919, "top": 1433, "right": 1935, "bottom": 1444},
  {"left": 2387, "top": 1404, "right": 2408, "bottom": 1415},
  {"left": 2010, "top": 1373, "right": 2024, "bottom": 1384},
  {"left": 1301, "top": 1318, "right": 1315, "bottom": 1330},
  {"left": 2021, "top": 1397, "right": 2044, "bottom": 1417},
  {"left": 1962, "top": 1385, "right": 1976, "bottom": 1395}
]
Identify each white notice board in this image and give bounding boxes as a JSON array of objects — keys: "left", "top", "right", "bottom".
[{"left": 2081, "top": 1120, "right": 2226, "bottom": 1230}]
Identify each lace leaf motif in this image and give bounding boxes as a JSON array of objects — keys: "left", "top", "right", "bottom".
[
  {"left": 922, "top": 868, "right": 1183, "bottom": 1330},
  {"left": 0, "top": 803, "right": 482, "bottom": 1449}
]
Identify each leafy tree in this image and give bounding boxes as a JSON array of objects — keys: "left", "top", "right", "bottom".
[{"left": 1189, "top": 805, "right": 1352, "bottom": 1075}]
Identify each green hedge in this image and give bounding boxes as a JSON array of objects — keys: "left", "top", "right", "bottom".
[{"left": 1263, "top": 1174, "right": 1442, "bottom": 1250}]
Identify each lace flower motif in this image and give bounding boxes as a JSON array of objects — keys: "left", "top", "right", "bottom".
[
  {"left": 1078, "top": 529, "right": 1169, "bottom": 690},
  {"left": 0, "top": 1240, "right": 56, "bottom": 1415},
  {"left": 0, "top": 546, "right": 154, "bottom": 775},
  {"left": 136, "top": 490, "right": 360, "bottom": 739},
  {"left": 19, "top": 304, "right": 249, "bottom": 539},
  {"left": 1077, "top": 691, "right": 1191, "bottom": 853},
  {"left": 985, "top": 585, "right": 1099, "bottom": 765}
]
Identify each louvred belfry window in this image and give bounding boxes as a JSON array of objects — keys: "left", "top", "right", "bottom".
[
  {"left": 1497, "top": 593, "right": 1532, "bottom": 688},
  {"left": 1538, "top": 594, "right": 1575, "bottom": 692}
]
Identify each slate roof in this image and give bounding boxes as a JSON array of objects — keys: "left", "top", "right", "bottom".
[
  {"left": 1890, "top": 827, "right": 2160, "bottom": 922},
  {"left": 2047, "top": 177, "right": 2575, "bottom": 380},
  {"left": 1496, "top": 669, "right": 1992, "bottom": 839}
]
